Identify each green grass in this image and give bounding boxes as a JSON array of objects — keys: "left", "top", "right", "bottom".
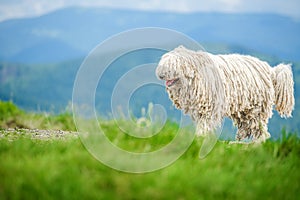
[
  {"left": 1, "top": 129, "right": 300, "bottom": 199},
  {"left": 0, "top": 101, "right": 300, "bottom": 199}
]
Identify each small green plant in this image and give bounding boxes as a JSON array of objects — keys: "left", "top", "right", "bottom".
[
  {"left": 0, "top": 101, "right": 25, "bottom": 128},
  {"left": 276, "top": 128, "right": 300, "bottom": 157},
  {"left": 0, "top": 101, "right": 23, "bottom": 120},
  {"left": 0, "top": 101, "right": 75, "bottom": 130}
]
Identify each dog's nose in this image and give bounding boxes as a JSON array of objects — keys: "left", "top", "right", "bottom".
[{"left": 159, "top": 75, "right": 165, "bottom": 80}]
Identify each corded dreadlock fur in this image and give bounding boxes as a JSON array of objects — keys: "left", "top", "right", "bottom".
[{"left": 156, "top": 46, "right": 294, "bottom": 142}]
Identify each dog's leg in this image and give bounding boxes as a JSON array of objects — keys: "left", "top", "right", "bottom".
[
  {"left": 252, "top": 121, "right": 271, "bottom": 143},
  {"left": 235, "top": 120, "right": 252, "bottom": 142},
  {"left": 235, "top": 118, "right": 270, "bottom": 143}
]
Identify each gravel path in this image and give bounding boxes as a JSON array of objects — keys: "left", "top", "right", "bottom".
[{"left": 0, "top": 128, "right": 79, "bottom": 140}]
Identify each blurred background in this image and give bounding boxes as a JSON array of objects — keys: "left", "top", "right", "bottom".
[{"left": 0, "top": 0, "right": 299, "bottom": 137}]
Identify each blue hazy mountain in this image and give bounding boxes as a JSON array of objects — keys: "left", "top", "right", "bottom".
[
  {"left": 0, "top": 7, "right": 299, "bottom": 63},
  {"left": 0, "top": 7, "right": 299, "bottom": 136}
]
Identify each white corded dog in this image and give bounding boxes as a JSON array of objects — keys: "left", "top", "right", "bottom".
[{"left": 156, "top": 46, "right": 294, "bottom": 143}]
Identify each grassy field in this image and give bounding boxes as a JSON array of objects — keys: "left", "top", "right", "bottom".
[{"left": 0, "top": 101, "right": 300, "bottom": 199}]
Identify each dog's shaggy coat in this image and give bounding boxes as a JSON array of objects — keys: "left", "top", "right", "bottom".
[{"left": 156, "top": 46, "right": 294, "bottom": 142}]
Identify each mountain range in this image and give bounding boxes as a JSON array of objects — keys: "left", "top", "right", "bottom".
[
  {"left": 0, "top": 7, "right": 299, "bottom": 136},
  {"left": 0, "top": 7, "right": 299, "bottom": 63}
]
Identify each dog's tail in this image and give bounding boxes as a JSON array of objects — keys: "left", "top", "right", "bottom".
[{"left": 271, "top": 63, "right": 295, "bottom": 117}]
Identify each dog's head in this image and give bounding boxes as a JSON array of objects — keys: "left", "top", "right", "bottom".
[{"left": 156, "top": 46, "right": 196, "bottom": 90}]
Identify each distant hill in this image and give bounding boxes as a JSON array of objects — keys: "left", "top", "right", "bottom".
[{"left": 0, "top": 7, "right": 299, "bottom": 63}]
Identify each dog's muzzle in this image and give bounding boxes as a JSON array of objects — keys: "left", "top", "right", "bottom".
[{"left": 166, "top": 78, "right": 179, "bottom": 87}]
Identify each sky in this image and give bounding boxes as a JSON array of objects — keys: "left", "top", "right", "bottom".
[{"left": 0, "top": 0, "right": 299, "bottom": 22}]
